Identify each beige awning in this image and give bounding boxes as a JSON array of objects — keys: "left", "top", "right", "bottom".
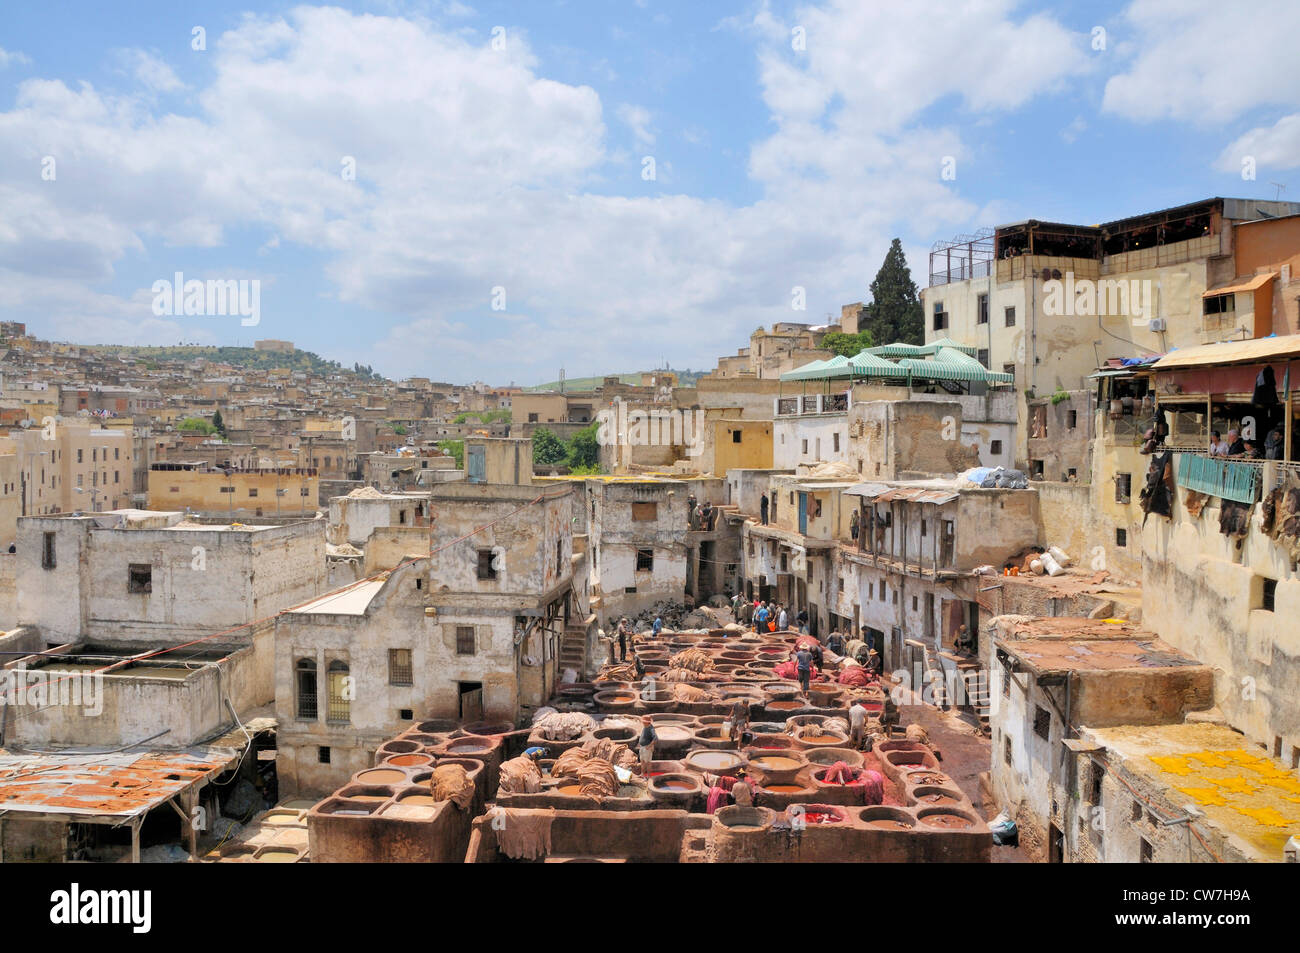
[
  {"left": 1151, "top": 333, "right": 1300, "bottom": 370},
  {"left": 1201, "top": 272, "right": 1277, "bottom": 297}
]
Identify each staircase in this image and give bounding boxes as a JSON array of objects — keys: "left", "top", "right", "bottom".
[
  {"left": 559, "top": 626, "right": 589, "bottom": 679},
  {"left": 965, "top": 668, "right": 992, "bottom": 735}
]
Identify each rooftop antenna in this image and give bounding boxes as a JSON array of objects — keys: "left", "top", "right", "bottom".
[{"left": 1270, "top": 182, "right": 1286, "bottom": 201}]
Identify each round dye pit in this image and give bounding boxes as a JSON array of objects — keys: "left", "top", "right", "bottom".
[
  {"left": 715, "top": 805, "right": 771, "bottom": 832},
  {"left": 749, "top": 755, "right": 801, "bottom": 772},
  {"left": 766, "top": 700, "right": 803, "bottom": 711},
  {"left": 799, "top": 733, "right": 846, "bottom": 746},
  {"left": 918, "top": 808, "right": 977, "bottom": 829},
  {"left": 385, "top": 753, "right": 433, "bottom": 768},
  {"left": 356, "top": 768, "right": 408, "bottom": 786},
  {"left": 860, "top": 806, "right": 916, "bottom": 830},
  {"left": 252, "top": 848, "right": 299, "bottom": 863},
  {"left": 684, "top": 750, "right": 746, "bottom": 774},
  {"left": 797, "top": 808, "right": 844, "bottom": 824},
  {"left": 264, "top": 812, "right": 305, "bottom": 825},
  {"left": 397, "top": 794, "right": 439, "bottom": 806},
  {"left": 912, "top": 785, "right": 963, "bottom": 806},
  {"left": 556, "top": 784, "right": 584, "bottom": 796},
  {"left": 763, "top": 783, "right": 806, "bottom": 793}
]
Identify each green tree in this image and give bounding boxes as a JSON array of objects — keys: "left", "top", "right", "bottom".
[
  {"left": 178, "top": 416, "right": 218, "bottom": 435},
  {"left": 819, "top": 329, "right": 874, "bottom": 357},
  {"left": 212, "top": 409, "right": 226, "bottom": 436},
  {"left": 863, "top": 238, "right": 924, "bottom": 345},
  {"left": 532, "top": 428, "right": 568, "bottom": 466},
  {"left": 436, "top": 439, "right": 463, "bottom": 468},
  {"left": 567, "top": 422, "right": 601, "bottom": 470}
]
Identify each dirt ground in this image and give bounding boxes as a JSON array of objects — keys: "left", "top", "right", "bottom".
[{"left": 899, "top": 703, "right": 1027, "bottom": 863}]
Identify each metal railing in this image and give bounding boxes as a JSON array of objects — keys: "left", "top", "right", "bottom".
[{"left": 1177, "top": 452, "right": 1262, "bottom": 504}]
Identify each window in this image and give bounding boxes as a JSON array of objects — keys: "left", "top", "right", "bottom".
[
  {"left": 399, "top": 708, "right": 413, "bottom": 721},
  {"left": 932, "top": 302, "right": 947, "bottom": 330},
  {"left": 912, "top": 595, "right": 918, "bottom": 611},
  {"left": 114, "top": 447, "right": 120, "bottom": 460},
  {"left": 219, "top": 485, "right": 234, "bottom": 493},
  {"left": 113, "top": 471, "right": 119, "bottom": 484},
  {"left": 1067, "top": 468, "right": 1077, "bottom": 480},
  {"left": 879, "top": 584, "right": 885, "bottom": 602},
  {"left": 978, "top": 348, "right": 989, "bottom": 367},
  {"left": 326, "top": 660, "right": 350, "bottom": 722},
  {"left": 1115, "top": 472, "right": 1132, "bottom": 503},
  {"left": 1116, "top": 528, "right": 1127, "bottom": 547},
  {"left": 296, "top": 658, "right": 318, "bottom": 719},
  {"left": 77, "top": 474, "right": 83, "bottom": 488},
  {"left": 1005, "top": 306, "right": 1016, "bottom": 327},
  {"left": 388, "top": 648, "right": 413, "bottom": 685},
  {"left": 42, "top": 532, "right": 56, "bottom": 570},
  {"left": 248, "top": 487, "right": 258, "bottom": 497},
  {"left": 732, "top": 430, "right": 742, "bottom": 443},
  {"left": 801, "top": 439, "right": 808, "bottom": 454},
  {"left": 1202, "top": 294, "right": 1234, "bottom": 315},
  {"left": 477, "top": 549, "right": 498, "bottom": 580},
  {"left": 977, "top": 293, "right": 989, "bottom": 324},
  {"left": 1067, "top": 409, "right": 1077, "bottom": 430},
  {"left": 636, "top": 548, "right": 654, "bottom": 572},
  {"left": 1033, "top": 705, "right": 1051, "bottom": 740},
  {"left": 1003, "top": 363, "right": 1016, "bottom": 383},
  {"left": 1004, "top": 736, "right": 1012, "bottom": 765},
  {"left": 456, "top": 626, "right": 476, "bottom": 656},
  {"left": 300, "top": 487, "right": 311, "bottom": 496},
  {"left": 528, "top": 412, "right": 539, "bottom": 423},
  {"left": 398, "top": 509, "right": 407, "bottom": 524},
  {"left": 1140, "top": 838, "right": 1153, "bottom": 863},
  {"left": 990, "top": 439, "right": 1003, "bottom": 455},
  {"left": 318, "top": 746, "right": 331, "bottom": 764},
  {"left": 1088, "top": 760, "right": 1104, "bottom": 802},
  {"left": 833, "top": 432, "right": 840, "bottom": 453},
  {"left": 1258, "top": 578, "right": 1277, "bottom": 612},
  {"left": 128, "top": 564, "right": 152, "bottom": 594},
  {"left": 77, "top": 449, "right": 83, "bottom": 463},
  {"left": 920, "top": 519, "right": 927, "bottom": 537},
  {"left": 631, "top": 501, "right": 658, "bottom": 521},
  {"left": 1131, "top": 800, "right": 1142, "bottom": 822}
]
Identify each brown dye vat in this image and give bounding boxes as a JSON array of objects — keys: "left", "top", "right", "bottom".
[
  {"left": 885, "top": 750, "right": 931, "bottom": 766},
  {"left": 685, "top": 750, "right": 745, "bottom": 774},
  {"left": 764, "top": 784, "right": 806, "bottom": 793},
  {"left": 345, "top": 795, "right": 388, "bottom": 802},
  {"left": 253, "top": 848, "right": 300, "bottom": 863},
  {"left": 767, "top": 700, "right": 802, "bottom": 710},
  {"left": 654, "top": 726, "right": 693, "bottom": 744},
  {"left": 860, "top": 806, "right": 916, "bottom": 830},
  {"left": 715, "top": 805, "right": 770, "bottom": 832},
  {"left": 905, "top": 771, "right": 949, "bottom": 786},
  {"left": 658, "top": 779, "right": 694, "bottom": 790},
  {"left": 385, "top": 753, "right": 433, "bottom": 767},
  {"left": 557, "top": 784, "right": 584, "bottom": 796},
  {"left": 800, "top": 733, "right": 844, "bottom": 745},
  {"left": 918, "top": 809, "right": 977, "bottom": 829},
  {"left": 397, "top": 793, "right": 439, "bottom": 806},
  {"left": 448, "top": 741, "right": 489, "bottom": 753},
  {"left": 356, "top": 768, "right": 407, "bottom": 786},
  {"left": 805, "top": 748, "right": 864, "bottom": 770},
  {"left": 263, "top": 812, "right": 304, "bottom": 825},
  {"left": 749, "top": 755, "right": 801, "bottom": 772},
  {"left": 381, "top": 740, "right": 419, "bottom": 754}
]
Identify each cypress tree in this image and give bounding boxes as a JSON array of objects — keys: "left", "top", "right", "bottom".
[{"left": 864, "top": 238, "right": 924, "bottom": 345}]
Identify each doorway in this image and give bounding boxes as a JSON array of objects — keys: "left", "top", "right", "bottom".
[{"left": 458, "top": 681, "right": 484, "bottom": 721}]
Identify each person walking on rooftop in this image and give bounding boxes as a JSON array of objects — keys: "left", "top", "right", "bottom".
[{"left": 760, "top": 493, "right": 769, "bottom": 525}]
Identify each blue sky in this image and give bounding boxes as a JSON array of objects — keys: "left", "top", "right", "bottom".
[{"left": 1, "top": 0, "right": 1297, "bottom": 383}]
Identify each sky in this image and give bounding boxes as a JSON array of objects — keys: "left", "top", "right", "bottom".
[{"left": 1, "top": 0, "right": 1298, "bottom": 385}]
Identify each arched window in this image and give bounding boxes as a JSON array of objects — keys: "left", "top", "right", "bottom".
[
  {"left": 295, "top": 658, "right": 317, "bottom": 720},
  {"left": 327, "top": 660, "right": 351, "bottom": 723}
]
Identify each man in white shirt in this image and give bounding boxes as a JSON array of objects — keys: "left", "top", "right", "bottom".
[{"left": 1209, "top": 430, "right": 1229, "bottom": 456}]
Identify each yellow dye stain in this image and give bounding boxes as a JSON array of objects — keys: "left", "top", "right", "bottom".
[
  {"left": 1234, "top": 806, "right": 1295, "bottom": 828},
  {"left": 1257, "top": 776, "right": 1300, "bottom": 796},
  {"left": 1208, "top": 776, "right": 1258, "bottom": 796},
  {"left": 1242, "top": 760, "right": 1292, "bottom": 780},
  {"left": 1150, "top": 755, "right": 1194, "bottom": 776},
  {"left": 1176, "top": 786, "right": 1228, "bottom": 807},
  {"left": 1223, "top": 750, "right": 1268, "bottom": 766},
  {"left": 1185, "top": 751, "right": 1232, "bottom": 769}
]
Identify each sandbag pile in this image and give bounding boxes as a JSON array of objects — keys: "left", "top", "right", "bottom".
[
  {"left": 533, "top": 711, "right": 595, "bottom": 741},
  {"left": 497, "top": 756, "right": 543, "bottom": 795},
  {"left": 431, "top": 763, "right": 475, "bottom": 810}
]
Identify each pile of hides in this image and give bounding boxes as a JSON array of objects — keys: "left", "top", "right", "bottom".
[
  {"left": 431, "top": 763, "right": 475, "bottom": 810},
  {"left": 497, "top": 756, "right": 543, "bottom": 795},
  {"left": 821, "top": 761, "right": 858, "bottom": 785},
  {"left": 669, "top": 648, "right": 715, "bottom": 674},
  {"left": 533, "top": 711, "right": 595, "bottom": 741},
  {"left": 794, "top": 635, "right": 822, "bottom": 650},
  {"left": 905, "top": 724, "right": 930, "bottom": 746},
  {"left": 487, "top": 807, "right": 554, "bottom": 861},
  {"left": 773, "top": 659, "right": 820, "bottom": 681},
  {"left": 838, "top": 666, "right": 873, "bottom": 687},
  {"left": 861, "top": 770, "right": 885, "bottom": 805},
  {"left": 822, "top": 717, "right": 849, "bottom": 736},
  {"left": 659, "top": 667, "right": 697, "bottom": 683},
  {"left": 672, "top": 683, "right": 708, "bottom": 703},
  {"left": 551, "top": 738, "right": 637, "bottom": 782},
  {"left": 575, "top": 759, "right": 619, "bottom": 799},
  {"left": 599, "top": 662, "right": 637, "bottom": 682}
]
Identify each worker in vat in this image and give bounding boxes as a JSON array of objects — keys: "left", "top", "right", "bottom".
[
  {"left": 729, "top": 698, "right": 750, "bottom": 745},
  {"left": 732, "top": 770, "right": 754, "bottom": 808},
  {"left": 880, "top": 693, "right": 900, "bottom": 738},
  {"left": 826, "top": 630, "right": 846, "bottom": 657},
  {"left": 807, "top": 640, "right": 824, "bottom": 672},
  {"left": 848, "top": 701, "right": 868, "bottom": 749},
  {"left": 637, "top": 716, "right": 658, "bottom": 772},
  {"left": 795, "top": 644, "right": 813, "bottom": 695}
]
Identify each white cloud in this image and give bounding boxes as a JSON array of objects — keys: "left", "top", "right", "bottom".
[
  {"left": 122, "top": 50, "right": 185, "bottom": 93},
  {"left": 1216, "top": 113, "right": 1300, "bottom": 173},
  {"left": 0, "top": 47, "right": 31, "bottom": 69},
  {"left": 1102, "top": 0, "right": 1300, "bottom": 123},
  {"left": 0, "top": 2, "right": 1091, "bottom": 378},
  {"left": 616, "top": 103, "right": 655, "bottom": 147}
]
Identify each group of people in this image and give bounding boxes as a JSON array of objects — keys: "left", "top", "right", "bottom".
[
  {"left": 1209, "top": 427, "right": 1286, "bottom": 460},
  {"left": 686, "top": 493, "right": 717, "bottom": 531},
  {"left": 732, "top": 596, "right": 809, "bottom": 634}
]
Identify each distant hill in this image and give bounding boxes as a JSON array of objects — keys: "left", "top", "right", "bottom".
[
  {"left": 524, "top": 368, "right": 703, "bottom": 392},
  {"left": 86, "top": 345, "right": 379, "bottom": 379}
]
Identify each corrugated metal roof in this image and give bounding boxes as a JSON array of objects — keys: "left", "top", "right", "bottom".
[
  {"left": 873, "top": 487, "right": 959, "bottom": 504},
  {"left": 843, "top": 482, "right": 893, "bottom": 498},
  {"left": 1201, "top": 272, "right": 1277, "bottom": 297},
  {"left": 1150, "top": 334, "right": 1300, "bottom": 370}
]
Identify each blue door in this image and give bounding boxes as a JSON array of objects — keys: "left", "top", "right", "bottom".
[
  {"left": 467, "top": 446, "right": 485, "bottom": 483},
  {"left": 798, "top": 492, "right": 808, "bottom": 535}
]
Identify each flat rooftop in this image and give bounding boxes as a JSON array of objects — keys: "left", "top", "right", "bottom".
[
  {"left": 1084, "top": 722, "right": 1300, "bottom": 862},
  {"left": 999, "top": 631, "right": 1202, "bottom": 675}
]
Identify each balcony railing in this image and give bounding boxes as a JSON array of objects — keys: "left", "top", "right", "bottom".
[{"left": 1177, "top": 452, "right": 1262, "bottom": 504}]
